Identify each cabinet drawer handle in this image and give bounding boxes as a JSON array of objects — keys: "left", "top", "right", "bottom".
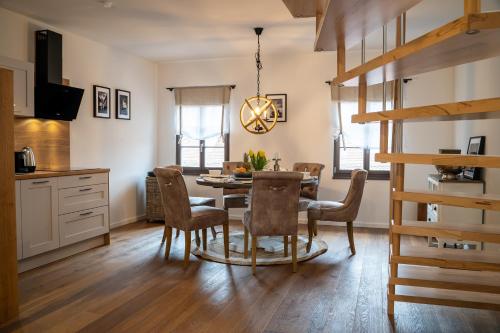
[
  {"left": 79, "top": 176, "right": 92, "bottom": 180},
  {"left": 32, "top": 180, "right": 49, "bottom": 185},
  {"left": 79, "top": 188, "right": 93, "bottom": 192},
  {"left": 80, "top": 211, "right": 93, "bottom": 216}
]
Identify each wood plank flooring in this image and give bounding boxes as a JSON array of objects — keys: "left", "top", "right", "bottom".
[{"left": 1, "top": 221, "right": 500, "bottom": 333}]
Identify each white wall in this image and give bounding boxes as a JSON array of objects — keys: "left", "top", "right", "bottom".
[
  {"left": 0, "top": 7, "right": 158, "bottom": 228},
  {"left": 454, "top": 56, "right": 500, "bottom": 250},
  {"left": 157, "top": 53, "right": 455, "bottom": 227}
]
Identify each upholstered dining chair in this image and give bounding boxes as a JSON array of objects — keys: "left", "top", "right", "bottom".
[
  {"left": 155, "top": 167, "right": 229, "bottom": 267},
  {"left": 164, "top": 165, "right": 218, "bottom": 242},
  {"left": 222, "top": 161, "right": 250, "bottom": 211},
  {"left": 293, "top": 162, "right": 325, "bottom": 237},
  {"left": 242, "top": 171, "right": 302, "bottom": 274},
  {"left": 306, "top": 169, "right": 368, "bottom": 254}
]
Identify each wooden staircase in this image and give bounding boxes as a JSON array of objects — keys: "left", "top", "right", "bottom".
[{"left": 284, "top": 0, "right": 500, "bottom": 314}]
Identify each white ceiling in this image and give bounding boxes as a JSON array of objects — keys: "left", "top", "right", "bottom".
[{"left": 0, "top": 0, "right": 499, "bottom": 63}]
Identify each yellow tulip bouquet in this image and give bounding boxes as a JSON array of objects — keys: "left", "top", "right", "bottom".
[{"left": 247, "top": 149, "right": 268, "bottom": 171}]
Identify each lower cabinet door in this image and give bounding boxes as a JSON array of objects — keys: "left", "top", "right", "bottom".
[
  {"left": 59, "top": 206, "right": 109, "bottom": 247},
  {"left": 21, "top": 178, "right": 59, "bottom": 258}
]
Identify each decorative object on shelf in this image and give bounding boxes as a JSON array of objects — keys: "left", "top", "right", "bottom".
[
  {"left": 248, "top": 149, "right": 268, "bottom": 171},
  {"left": 272, "top": 152, "right": 281, "bottom": 171},
  {"left": 93, "top": 85, "right": 111, "bottom": 118},
  {"left": 435, "top": 148, "right": 463, "bottom": 180},
  {"left": 265, "top": 94, "right": 287, "bottom": 122},
  {"left": 115, "top": 89, "right": 131, "bottom": 120},
  {"left": 239, "top": 27, "right": 278, "bottom": 135},
  {"left": 463, "top": 136, "right": 485, "bottom": 180}
]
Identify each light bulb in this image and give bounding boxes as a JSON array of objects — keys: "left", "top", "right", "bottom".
[{"left": 254, "top": 106, "right": 261, "bottom": 116}]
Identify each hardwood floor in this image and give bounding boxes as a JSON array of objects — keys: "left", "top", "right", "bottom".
[{"left": 1, "top": 221, "right": 500, "bottom": 333}]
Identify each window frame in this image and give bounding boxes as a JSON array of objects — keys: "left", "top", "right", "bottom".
[
  {"left": 333, "top": 139, "right": 389, "bottom": 181},
  {"left": 176, "top": 134, "right": 229, "bottom": 175}
]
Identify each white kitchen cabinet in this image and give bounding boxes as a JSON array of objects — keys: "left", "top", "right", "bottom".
[
  {"left": 0, "top": 56, "right": 34, "bottom": 117},
  {"left": 15, "top": 180, "right": 22, "bottom": 260},
  {"left": 20, "top": 178, "right": 59, "bottom": 257},
  {"left": 59, "top": 206, "right": 109, "bottom": 247}
]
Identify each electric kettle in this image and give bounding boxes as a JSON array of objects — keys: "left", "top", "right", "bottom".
[{"left": 15, "top": 147, "right": 36, "bottom": 173}]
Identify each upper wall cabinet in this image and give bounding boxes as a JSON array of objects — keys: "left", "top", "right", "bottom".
[{"left": 0, "top": 56, "right": 34, "bottom": 117}]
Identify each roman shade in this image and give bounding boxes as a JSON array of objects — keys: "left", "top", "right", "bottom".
[
  {"left": 174, "top": 86, "right": 231, "bottom": 141},
  {"left": 331, "top": 82, "right": 393, "bottom": 149}
]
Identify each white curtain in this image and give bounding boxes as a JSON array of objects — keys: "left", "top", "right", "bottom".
[
  {"left": 331, "top": 82, "right": 393, "bottom": 149},
  {"left": 175, "top": 86, "right": 231, "bottom": 141}
]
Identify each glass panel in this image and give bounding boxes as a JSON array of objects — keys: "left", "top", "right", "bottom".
[
  {"left": 181, "top": 105, "right": 222, "bottom": 140},
  {"left": 181, "top": 137, "right": 199, "bottom": 147},
  {"left": 205, "top": 135, "right": 224, "bottom": 147},
  {"left": 205, "top": 148, "right": 225, "bottom": 168},
  {"left": 181, "top": 147, "right": 200, "bottom": 167},
  {"left": 339, "top": 147, "right": 364, "bottom": 170}
]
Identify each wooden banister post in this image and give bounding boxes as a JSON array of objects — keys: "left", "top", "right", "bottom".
[
  {"left": 0, "top": 68, "right": 19, "bottom": 324},
  {"left": 464, "top": 0, "right": 481, "bottom": 15}
]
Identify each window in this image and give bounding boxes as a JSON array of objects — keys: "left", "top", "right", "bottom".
[
  {"left": 175, "top": 104, "right": 229, "bottom": 175},
  {"left": 173, "top": 86, "right": 231, "bottom": 175},
  {"left": 333, "top": 97, "right": 391, "bottom": 181}
]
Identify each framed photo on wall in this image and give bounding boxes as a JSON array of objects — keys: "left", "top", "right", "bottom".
[
  {"left": 116, "top": 89, "right": 131, "bottom": 120},
  {"left": 265, "top": 93, "right": 287, "bottom": 122},
  {"left": 93, "top": 85, "right": 111, "bottom": 118},
  {"left": 463, "top": 136, "right": 485, "bottom": 180}
]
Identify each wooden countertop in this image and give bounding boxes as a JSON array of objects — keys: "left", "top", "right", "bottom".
[{"left": 15, "top": 168, "right": 110, "bottom": 180}]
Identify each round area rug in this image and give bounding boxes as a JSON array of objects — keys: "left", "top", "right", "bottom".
[{"left": 191, "top": 232, "right": 328, "bottom": 266}]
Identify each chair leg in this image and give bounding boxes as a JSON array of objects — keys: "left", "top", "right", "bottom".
[
  {"left": 244, "top": 227, "right": 249, "bottom": 259},
  {"left": 313, "top": 220, "right": 318, "bottom": 236},
  {"left": 347, "top": 221, "right": 356, "bottom": 255},
  {"left": 161, "top": 224, "right": 168, "bottom": 243},
  {"left": 176, "top": 228, "right": 180, "bottom": 238},
  {"left": 252, "top": 236, "right": 257, "bottom": 275},
  {"left": 283, "top": 236, "right": 289, "bottom": 257},
  {"left": 184, "top": 230, "right": 191, "bottom": 267},
  {"left": 307, "top": 218, "right": 314, "bottom": 253},
  {"left": 291, "top": 235, "right": 298, "bottom": 273},
  {"left": 202, "top": 228, "right": 207, "bottom": 251},
  {"left": 211, "top": 227, "right": 217, "bottom": 240},
  {"left": 195, "top": 229, "right": 201, "bottom": 247},
  {"left": 223, "top": 222, "right": 229, "bottom": 259},
  {"left": 165, "top": 226, "right": 172, "bottom": 259}
]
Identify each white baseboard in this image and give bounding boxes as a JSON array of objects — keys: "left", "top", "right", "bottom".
[
  {"left": 229, "top": 214, "right": 388, "bottom": 229},
  {"left": 111, "top": 215, "right": 146, "bottom": 229}
]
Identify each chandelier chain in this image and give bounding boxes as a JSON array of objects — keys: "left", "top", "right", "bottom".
[{"left": 255, "top": 33, "right": 262, "bottom": 101}]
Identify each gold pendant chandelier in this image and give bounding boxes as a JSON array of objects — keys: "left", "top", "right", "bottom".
[{"left": 240, "top": 27, "right": 278, "bottom": 135}]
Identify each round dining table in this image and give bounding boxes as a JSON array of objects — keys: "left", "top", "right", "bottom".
[{"left": 195, "top": 175, "right": 318, "bottom": 189}]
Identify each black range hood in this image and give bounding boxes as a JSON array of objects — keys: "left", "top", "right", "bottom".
[{"left": 35, "top": 30, "right": 84, "bottom": 121}]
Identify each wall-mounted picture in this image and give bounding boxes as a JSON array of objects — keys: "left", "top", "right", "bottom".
[
  {"left": 93, "top": 85, "right": 111, "bottom": 118},
  {"left": 265, "top": 93, "right": 287, "bottom": 122},
  {"left": 463, "top": 135, "right": 485, "bottom": 180},
  {"left": 116, "top": 89, "right": 131, "bottom": 120}
]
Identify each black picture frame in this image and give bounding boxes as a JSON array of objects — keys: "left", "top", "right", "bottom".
[
  {"left": 93, "top": 85, "right": 111, "bottom": 118},
  {"left": 265, "top": 93, "right": 287, "bottom": 122},
  {"left": 463, "top": 136, "right": 485, "bottom": 180},
  {"left": 115, "top": 89, "right": 131, "bottom": 120}
]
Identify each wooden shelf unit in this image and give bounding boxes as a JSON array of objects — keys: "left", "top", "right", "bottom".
[
  {"left": 314, "top": 0, "right": 422, "bottom": 51},
  {"left": 332, "top": 11, "right": 500, "bottom": 86},
  {"left": 375, "top": 153, "right": 500, "bottom": 168},
  {"left": 284, "top": 0, "right": 500, "bottom": 315},
  {"left": 352, "top": 97, "right": 500, "bottom": 123},
  {"left": 392, "top": 190, "right": 500, "bottom": 211},
  {"left": 282, "top": 0, "right": 317, "bottom": 18}
]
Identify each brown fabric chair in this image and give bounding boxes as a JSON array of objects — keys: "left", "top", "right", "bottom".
[
  {"left": 222, "top": 161, "right": 250, "bottom": 210},
  {"left": 242, "top": 171, "right": 302, "bottom": 274},
  {"left": 165, "top": 165, "right": 218, "bottom": 240},
  {"left": 292, "top": 162, "right": 325, "bottom": 212},
  {"left": 306, "top": 169, "right": 368, "bottom": 254},
  {"left": 155, "top": 167, "right": 229, "bottom": 267}
]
